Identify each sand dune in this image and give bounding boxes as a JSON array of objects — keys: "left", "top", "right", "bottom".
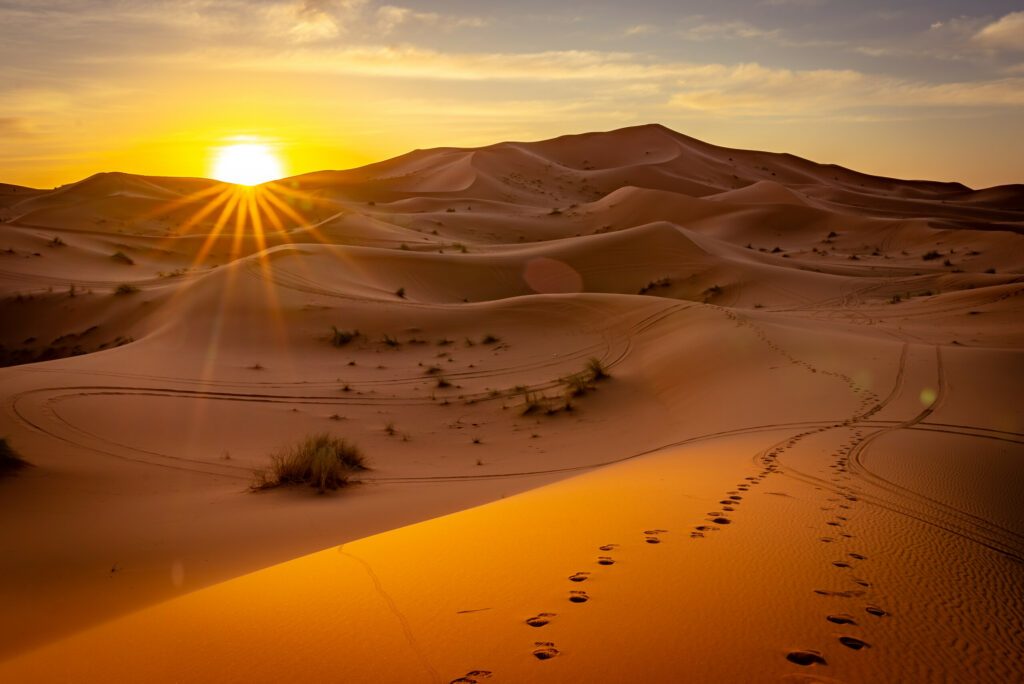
[{"left": 0, "top": 124, "right": 1022, "bottom": 681}]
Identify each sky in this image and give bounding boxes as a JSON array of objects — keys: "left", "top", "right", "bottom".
[{"left": 1, "top": 0, "right": 1022, "bottom": 189}]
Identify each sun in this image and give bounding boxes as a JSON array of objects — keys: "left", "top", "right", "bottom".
[{"left": 210, "top": 141, "right": 284, "bottom": 186}]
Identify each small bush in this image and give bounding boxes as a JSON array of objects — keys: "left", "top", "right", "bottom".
[
  {"left": 111, "top": 251, "right": 134, "bottom": 265},
  {"left": 330, "top": 326, "right": 360, "bottom": 347},
  {"left": 251, "top": 433, "right": 366, "bottom": 494},
  {"left": 382, "top": 334, "right": 400, "bottom": 348},
  {"left": 114, "top": 283, "right": 139, "bottom": 295},
  {"left": 436, "top": 376, "right": 452, "bottom": 388},
  {"left": 49, "top": 236, "right": 66, "bottom": 247},
  {"left": 0, "top": 437, "right": 27, "bottom": 473},
  {"left": 395, "top": 287, "right": 406, "bottom": 298},
  {"left": 521, "top": 391, "right": 544, "bottom": 415},
  {"left": 481, "top": 334, "right": 500, "bottom": 345},
  {"left": 563, "top": 372, "right": 590, "bottom": 397},
  {"left": 703, "top": 285, "right": 723, "bottom": 300},
  {"left": 586, "top": 358, "right": 609, "bottom": 381},
  {"left": 922, "top": 250, "right": 942, "bottom": 261}
]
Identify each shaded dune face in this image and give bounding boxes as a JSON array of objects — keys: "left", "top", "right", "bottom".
[{"left": 0, "top": 124, "right": 1022, "bottom": 682}]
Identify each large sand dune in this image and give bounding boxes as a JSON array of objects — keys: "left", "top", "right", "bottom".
[{"left": 0, "top": 124, "right": 1022, "bottom": 681}]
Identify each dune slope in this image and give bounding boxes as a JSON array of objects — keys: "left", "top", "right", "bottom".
[{"left": 0, "top": 124, "right": 1022, "bottom": 681}]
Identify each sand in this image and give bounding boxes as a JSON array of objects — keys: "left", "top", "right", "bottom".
[{"left": 0, "top": 124, "right": 1022, "bottom": 681}]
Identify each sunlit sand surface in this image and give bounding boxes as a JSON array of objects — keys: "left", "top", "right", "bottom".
[{"left": 0, "top": 125, "right": 1022, "bottom": 681}]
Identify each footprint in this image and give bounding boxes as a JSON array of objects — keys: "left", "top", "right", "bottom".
[
  {"left": 644, "top": 529, "right": 668, "bottom": 534},
  {"left": 849, "top": 553, "right": 867, "bottom": 560},
  {"left": 839, "top": 636, "right": 870, "bottom": 650},
  {"left": 450, "top": 670, "right": 493, "bottom": 683},
  {"left": 852, "top": 578, "right": 870, "bottom": 588},
  {"left": 710, "top": 517, "right": 731, "bottom": 525},
  {"left": 819, "top": 537, "right": 835, "bottom": 543},
  {"left": 786, "top": 650, "right": 827, "bottom": 666},
  {"left": 865, "top": 605, "right": 888, "bottom": 617},
  {"left": 532, "top": 643, "right": 559, "bottom": 660},
  {"left": 645, "top": 536, "right": 661, "bottom": 544},
  {"left": 568, "top": 572, "right": 590, "bottom": 582},
  {"left": 832, "top": 561, "right": 851, "bottom": 568},
  {"left": 599, "top": 544, "right": 618, "bottom": 551},
  {"left": 526, "top": 613, "right": 555, "bottom": 627},
  {"left": 569, "top": 590, "right": 589, "bottom": 603},
  {"left": 826, "top": 614, "right": 858, "bottom": 625},
  {"left": 597, "top": 557, "right": 615, "bottom": 566}
]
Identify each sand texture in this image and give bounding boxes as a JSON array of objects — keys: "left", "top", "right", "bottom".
[{"left": 1, "top": 124, "right": 1022, "bottom": 682}]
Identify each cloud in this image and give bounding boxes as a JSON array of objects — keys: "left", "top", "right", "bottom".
[
  {"left": 679, "top": 21, "right": 781, "bottom": 41},
  {"left": 376, "top": 5, "right": 488, "bottom": 34},
  {"left": 666, "top": 62, "right": 1024, "bottom": 115},
  {"left": 974, "top": 11, "right": 1024, "bottom": 52},
  {"left": 625, "top": 24, "right": 658, "bottom": 36}
]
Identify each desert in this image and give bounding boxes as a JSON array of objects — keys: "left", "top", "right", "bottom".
[{"left": 1, "top": 122, "right": 1022, "bottom": 681}]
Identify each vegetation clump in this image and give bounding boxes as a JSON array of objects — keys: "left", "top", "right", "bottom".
[
  {"left": 586, "top": 358, "right": 609, "bottom": 381},
  {"left": 922, "top": 250, "right": 942, "bottom": 261},
  {"left": 252, "top": 433, "right": 366, "bottom": 494},
  {"left": 114, "top": 283, "right": 139, "bottom": 295},
  {"left": 330, "top": 326, "right": 360, "bottom": 347},
  {"left": 638, "top": 277, "right": 671, "bottom": 295},
  {"left": 0, "top": 438, "right": 27, "bottom": 473}
]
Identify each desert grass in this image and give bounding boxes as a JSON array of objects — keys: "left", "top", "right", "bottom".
[
  {"left": 586, "top": 357, "right": 610, "bottom": 381},
  {"left": 330, "top": 327, "right": 360, "bottom": 347},
  {"left": 252, "top": 433, "right": 366, "bottom": 494},
  {"left": 0, "top": 437, "right": 28, "bottom": 473},
  {"left": 114, "top": 283, "right": 139, "bottom": 295}
]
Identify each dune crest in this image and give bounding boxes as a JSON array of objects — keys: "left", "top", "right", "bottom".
[{"left": 0, "top": 125, "right": 1022, "bottom": 680}]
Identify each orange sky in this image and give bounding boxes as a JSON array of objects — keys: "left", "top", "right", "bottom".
[{"left": 1, "top": 1, "right": 1022, "bottom": 189}]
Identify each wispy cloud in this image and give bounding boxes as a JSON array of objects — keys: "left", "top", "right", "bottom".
[{"left": 973, "top": 11, "right": 1024, "bottom": 52}]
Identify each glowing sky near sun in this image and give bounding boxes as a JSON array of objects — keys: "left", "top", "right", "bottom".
[{"left": 1, "top": 1, "right": 1022, "bottom": 189}]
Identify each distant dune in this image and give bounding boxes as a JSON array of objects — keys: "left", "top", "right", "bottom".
[{"left": 0, "top": 125, "right": 1022, "bottom": 682}]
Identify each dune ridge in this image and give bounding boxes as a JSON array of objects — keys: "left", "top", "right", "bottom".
[{"left": 0, "top": 124, "right": 1021, "bottom": 681}]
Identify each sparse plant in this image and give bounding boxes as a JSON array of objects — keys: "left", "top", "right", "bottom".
[
  {"left": 251, "top": 433, "right": 366, "bottom": 493},
  {"left": 384, "top": 422, "right": 397, "bottom": 436},
  {"left": 114, "top": 283, "right": 138, "bottom": 295},
  {"left": 922, "top": 250, "right": 942, "bottom": 261},
  {"left": 395, "top": 286, "right": 406, "bottom": 298},
  {"left": 521, "top": 391, "right": 544, "bottom": 416},
  {"left": 0, "top": 437, "right": 27, "bottom": 473},
  {"left": 48, "top": 236, "right": 66, "bottom": 247},
  {"left": 424, "top": 365, "right": 442, "bottom": 375},
  {"left": 382, "top": 334, "right": 400, "bottom": 347},
  {"left": 586, "top": 357, "right": 609, "bottom": 381},
  {"left": 330, "top": 327, "right": 360, "bottom": 347},
  {"left": 481, "top": 334, "right": 500, "bottom": 345},
  {"left": 111, "top": 251, "right": 134, "bottom": 265},
  {"left": 436, "top": 376, "right": 452, "bottom": 388},
  {"left": 563, "top": 372, "right": 590, "bottom": 397}
]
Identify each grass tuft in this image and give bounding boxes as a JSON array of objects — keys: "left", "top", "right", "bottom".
[
  {"left": 330, "top": 326, "right": 360, "bottom": 347},
  {"left": 114, "top": 283, "right": 139, "bottom": 295},
  {"left": 0, "top": 437, "right": 27, "bottom": 473},
  {"left": 251, "top": 433, "right": 366, "bottom": 494},
  {"left": 586, "top": 358, "right": 609, "bottom": 381}
]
